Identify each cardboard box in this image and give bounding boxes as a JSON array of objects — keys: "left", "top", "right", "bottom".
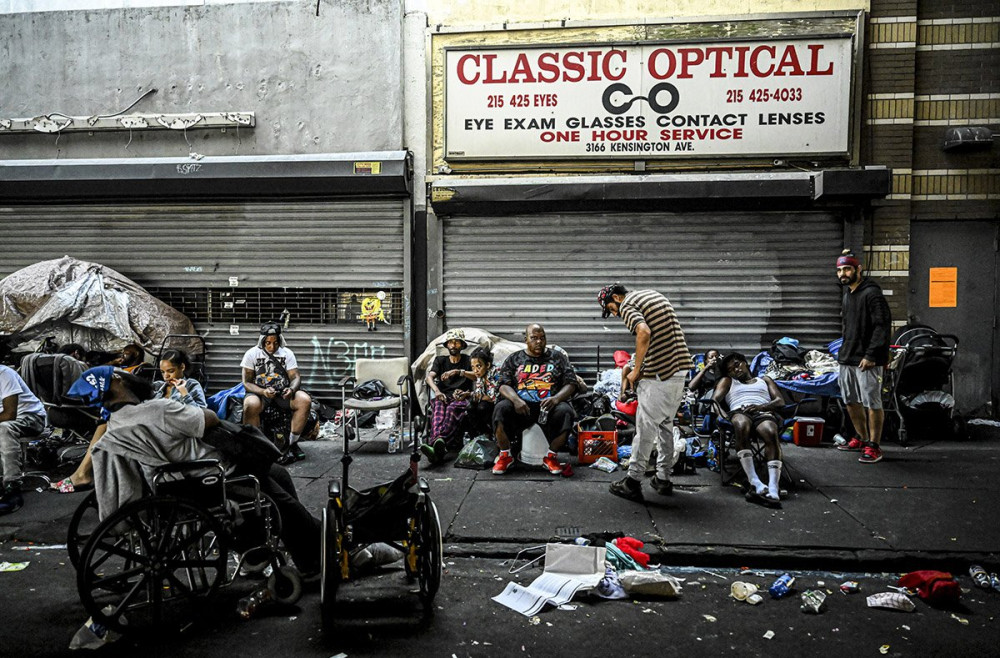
[
  {"left": 577, "top": 430, "right": 618, "bottom": 464},
  {"left": 793, "top": 417, "right": 825, "bottom": 446}
]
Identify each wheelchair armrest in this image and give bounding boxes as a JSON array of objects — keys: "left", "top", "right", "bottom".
[{"left": 152, "top": 459, "right": 225, "bottom": 477}]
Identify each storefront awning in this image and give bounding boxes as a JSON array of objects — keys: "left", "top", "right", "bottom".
[
  {"left": 430, "top": 167, "right": 890, "bottom": 214},
  {"left": 0, "top": 151, "right": 412, "bottom": 201}
]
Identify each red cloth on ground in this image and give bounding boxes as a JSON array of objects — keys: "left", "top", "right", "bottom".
[
  {"left": 613, "top": 536, "right": 650, "bottom": 568},
  {"left": 898, "top": 570, "right": 961, "bottom": 606}
]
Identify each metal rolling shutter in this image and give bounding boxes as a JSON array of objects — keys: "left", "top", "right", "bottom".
[
  {"left": 0, "top": 200, "right": 406, "bottom": 401},
  {"left": 441, "top": 211, "right": 845, "bottom": 378}
]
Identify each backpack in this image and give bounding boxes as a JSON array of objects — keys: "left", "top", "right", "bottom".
[{"left": 352, "top": 379, "right": 390, "bottom": 400}]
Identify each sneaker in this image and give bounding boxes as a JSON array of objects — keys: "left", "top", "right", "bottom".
[
  {"left": 542, "top": 454, "right": 562, "bottom": 475},
  {"left": 837, "top": 437, "right": 864, "bottom": 451},
  {"left": 609, "top": 476, "right": 644, "bottom": 502},
  {"left": 492, "top": 452, "right": 514, "bottom": 474},
  {"left": 432, "top": 438, "right": 447, "bottom": 464},
  {"left": 420, "top": 441, "right": 438, "bottom": 463},
  {"left": 859, "top": 443, "right": 883, "bottom": 464},
  {"left": 0, "top": 490, "right": 24, "bottom": 516},
  {"left": 649, "top": 475, "right": 673, "bottom": 496}
]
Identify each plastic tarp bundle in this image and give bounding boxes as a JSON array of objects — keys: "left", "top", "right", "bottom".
[
  {"left": 750, "top": 350, "right": 842, "bottom": 397},
  {"left": 0, "top": 256, "right": 197, "bottom": 355}
]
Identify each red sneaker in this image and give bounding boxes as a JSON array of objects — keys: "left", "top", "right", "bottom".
[
  {"left": 837, "top": 437, "right": 864, "bottom": 452},
  {"left": 542, "top": 454, "right": 563, "bottom": 475},
  {"left": 859, "top": 443, "right": 883, "bottom": 464},
  {"left": 492, "top": 452, "right": 514, "bottom": 474}
]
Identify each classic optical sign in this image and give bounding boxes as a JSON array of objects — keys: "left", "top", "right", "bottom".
[{"left": 444, "top": 38, "right": 854, "bottom": 160}]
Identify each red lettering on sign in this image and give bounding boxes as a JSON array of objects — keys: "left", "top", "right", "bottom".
[
  {"left": 678, "top": 47, "right": 705, "bottom": 79},
  {"left": 807, "top": 44, "right": 834, "bottom": 75},
  {"left": 457, "top": 54, "right": 480, "bottom": 84},
  {"left": 750, "top": 46, "right": 776, "bottom": 77},
  {"left": 774, "top": 45, "right": 805, "bottom": 76}
]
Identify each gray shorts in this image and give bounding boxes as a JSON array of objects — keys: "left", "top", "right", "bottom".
[{"left": 838, "top": 364, "right": 884, "bottom": 410}]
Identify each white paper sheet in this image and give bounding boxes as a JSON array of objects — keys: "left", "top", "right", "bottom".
[{"left": 493, "top": 544, "right": 606, "bottom": 616}]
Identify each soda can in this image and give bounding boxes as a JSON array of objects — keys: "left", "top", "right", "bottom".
[
  {"left": 800, "top": 589, "right": 827, "bottom": 614},
  {"left": 769, "top": 573, "right": 795, "bottom": 599},
  {"left": 840, "top": 580, "right": 860, "bottom": 594}
]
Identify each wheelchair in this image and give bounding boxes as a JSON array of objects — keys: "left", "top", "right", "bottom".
[
  {"left": 69, "top": 459, "right": 302, "bottom": 636},
  {"left": 321, "top": 374, "right": 443, "bottom": 632}
]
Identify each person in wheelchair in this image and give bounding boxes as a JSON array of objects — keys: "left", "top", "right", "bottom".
[
  {"left": 68, "top": 366, "right": 320, "bottom": 574},
  {"left": 0, "top": 364, "right": 47, "bottom": 515},
  {"left": 241, "top": 322, "right": 312, "bottom": 462},
  {"left": 422, "top": 329, "right": 474, "bottom": 464},
  {"left": 492, "top": 324, "right": 577, "bottom": 476},
  {"left": 712, "top": 353, "right": 785, "bottom": 508}
]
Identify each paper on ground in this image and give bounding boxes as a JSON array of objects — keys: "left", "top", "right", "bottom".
[{"left": 493, "top": 544, "right": 606, "bottom": 616}]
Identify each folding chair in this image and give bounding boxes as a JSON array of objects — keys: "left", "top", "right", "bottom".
[{"left": 338, "top": 357, "right": 415, "bottom": 447}]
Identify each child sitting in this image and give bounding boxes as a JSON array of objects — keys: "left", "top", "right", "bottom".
[{"left": 454, "top": 346, "right": 499, "bottom": 438}]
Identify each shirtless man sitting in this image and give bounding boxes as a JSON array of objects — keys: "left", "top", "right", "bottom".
[{"left": 712, "top": 352, "right": 786, "bottom": 508}]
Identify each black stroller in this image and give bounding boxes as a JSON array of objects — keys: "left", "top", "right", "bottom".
[
  {"left": 321, "top": 373, "right": 443, "bottom": 633},
  {"left": 883, "top": 325, "right": 961, "bottom": 444}
]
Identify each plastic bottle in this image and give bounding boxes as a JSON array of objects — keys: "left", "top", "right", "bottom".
[
  {"left": 537, "top": 408, "right": 549, "bottom": 425},
  {"left": 769, "top": 573, "right": 796, "bottom": 599},
  {"left": 833, "top": 433, "right": 848, "bottom": 447},
  {"left": 237, "top": 585, "right": 274, "bottom": 619},
  {"left": 387, "top": 430, "right": 399, "bottom": 453}
]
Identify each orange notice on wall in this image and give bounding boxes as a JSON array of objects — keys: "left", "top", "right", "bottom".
[{"left": 929, "top": 267, "right": 958, "bottom": 308}]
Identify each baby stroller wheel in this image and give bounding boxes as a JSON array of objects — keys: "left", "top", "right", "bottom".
[
  {"left": 77, "top": 497, "right": 228, "bottom": 635},
  {"left": 267, "top": 565, "right": 302, "bottom": 605},
  {"left": 416, "top": 499, "right": 443, "bottom": 606},
  {"left": 67, "top": 490, "right": 99, "bottom": 569}
]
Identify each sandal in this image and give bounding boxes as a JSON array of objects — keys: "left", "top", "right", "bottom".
[
  {"left": 969, "top": 565, "right": 992, "bottom": 590},
  {"left": 50, "top": 478, "right": 93, "bottom": 494}
]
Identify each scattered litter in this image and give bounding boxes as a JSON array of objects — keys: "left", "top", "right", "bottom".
[
  {"left": 642, "top": 608, "right": 657, "bottom": 614},
  {"left": 968, "top": 418, "right": 1000, "bottom": 427},
  {"left": 746, "top": 594, "right": 764, "bottom": 605},
  {"left": 528, "top": 616, "right": 541, "bottom": 625},
  {"left": 950, "top": 613, "right": 969, "bottom": 625},
  {"left": 0, "top": 562, "right": 29, "bottom": 572},
  {"left": 866, "top": 592, "right": 916, "bottom": 612},
  {"left": 730, "top": 581, "right": 759, "bottom": 602},
  {"left": 69, "top": 614, "right": 120, "bottom": 650},
  {"left": 901, "top": 625, "right": 910, "bottom": 631},
  {"left": 830, "top": 499, "right": 838, "bottom": 504},
  {"left": 588, "top": 456, "right": 618, "bottom": 473},
  {"left": 545, "top": 622, "right": 553, "bottom": 627},
  {"left": 800, "top": 590, "right": 827, "bottom": 614},
  {"left": 763, "top": 630, "right": 775, "bottom": 640},
  {"left": 879, "top": 645, "right": 890, "bottom": 655},
  {"left": 557, "top": 604, "right": 578, "bottom": 611},
  {"left": 702, "top": 614, "right": 717, "bottom": 622},
  {"left": 769, "top": 574, "right": 795, "bottom": 599},
  {"left": 840, "top": 580, "right": 860, "bottom": 594},
  {"left": 701, "top": 569, "right": 726, "bottom": 580},
  {"left": 816, "top": 580, "right": 825, "bottom": 587},
  {"left": 330, "top": 654, "right": 348, "bottom": 658},
  {"left": 619, "top": 570, "right": 683, "bottom": 597},
  {"left": 11, "top": 544, "right": 66, "bottom": 551}
]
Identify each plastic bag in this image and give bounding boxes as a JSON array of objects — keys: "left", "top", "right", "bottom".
[
  {"left": 619, "top": 570, "right": 684, "bottom": 597},
  {"left": 375, "top": 408, "right": 398, "bottom": 430},
  {"left": 454, "top": 435, "right": 499, "bottom": 470}
]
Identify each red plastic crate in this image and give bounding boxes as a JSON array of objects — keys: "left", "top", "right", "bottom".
[{"left": 577, "top": 430, "right": 618, "bottom": 464}]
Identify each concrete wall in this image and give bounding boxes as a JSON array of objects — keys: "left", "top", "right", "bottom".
[
  {"left": 0, "top": 0, "right": 404, "bottom": 158},
  {"left": 427, "top": 0, "right": 869, "bottom": 24}
]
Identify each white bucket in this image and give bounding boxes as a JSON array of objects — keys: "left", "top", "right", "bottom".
[{"left": 519, "top": 424, "right": 548, "bottom": 465}]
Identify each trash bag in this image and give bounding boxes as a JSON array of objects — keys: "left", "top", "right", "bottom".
[
  {"left": 454, "top": 435, "right": 499, "bottom": 470},
  {"left": 353, "top": 379, "right": 390, "bottom": 399}
]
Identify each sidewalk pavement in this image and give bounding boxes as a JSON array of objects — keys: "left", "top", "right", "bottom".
[{"left": 3, "top": 422, "right": 998, "bottom": 572}]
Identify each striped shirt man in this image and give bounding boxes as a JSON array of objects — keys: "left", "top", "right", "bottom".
[{"left": 619, "top": 289, "right": 693, "bottom": 379}]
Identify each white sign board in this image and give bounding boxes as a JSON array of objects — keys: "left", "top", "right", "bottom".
[{"left": 444, "top": 38, "right": 854, "bottom": 160}]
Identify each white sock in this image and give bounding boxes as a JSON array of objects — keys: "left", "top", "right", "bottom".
[
  {"left": 738, "top": 449, "right": 765, "bottom": 494},
  {"left": 289, "top": 432, "right": 300, "bottom": 445},
  {"left": 767, "top": 460, "right": 782, "bottom": 499}
]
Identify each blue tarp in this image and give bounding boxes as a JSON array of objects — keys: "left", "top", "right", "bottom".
[
  {"left": 206, "top": 382, "right": 245, "bottom": 418},
  {"left": 750, "top": 351, "right": 842, "bottom": 398}
]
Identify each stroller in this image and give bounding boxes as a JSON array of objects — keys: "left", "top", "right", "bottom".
[
  {"left": 883, "top": 325, "right": 961, "bottom": 444},
  {"left": 321, "top": 372, "right": 443, "bottom": 633}
]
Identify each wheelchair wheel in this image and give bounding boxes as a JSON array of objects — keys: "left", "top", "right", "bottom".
[
  {"left": 415, "top": 499, "right": 443, "bottom": 606},
  {"left": 320, "top": 496, "right": 346, "bottom": 628},
  {"left": 267, "top": 565, "right": 303, "bottom": 605},
  {"left": 67, "top": 491, "right": 99, "bottom": 569},
  {"left": 77, "top": 496, "right": 229, "bottom": 635}
]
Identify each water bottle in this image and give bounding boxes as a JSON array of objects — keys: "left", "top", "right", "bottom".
[
  {"left": 387, "top": 430, "right": 399, "bottom": 453},
  {"left": 537, "top": 408, "right": 549, "bottom": 425},
  {"left": 769, "top": 573, "right": 796, "bottom": 599},
  {"left": 237, "top": 585, "right": 274, "bottom": 619}
]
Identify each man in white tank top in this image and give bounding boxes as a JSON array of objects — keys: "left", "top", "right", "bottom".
[{"left": 712, "top": 353, "right": 785, "bottom": 508}]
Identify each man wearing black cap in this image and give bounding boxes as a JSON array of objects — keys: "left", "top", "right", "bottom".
[
  {"left": 598, "top": 284, "right": 693, "bottom": 502},
  {"left": 835, "top": 250, "right": 891, "bottom": 464}
]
